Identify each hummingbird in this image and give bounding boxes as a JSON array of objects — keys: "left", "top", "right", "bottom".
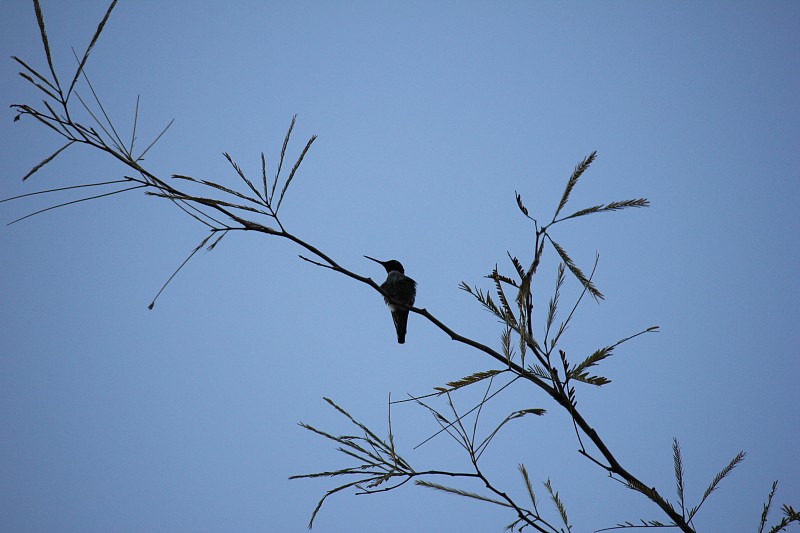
[{"left": 365, "top": 256, "right": 417, "bottom": 344}]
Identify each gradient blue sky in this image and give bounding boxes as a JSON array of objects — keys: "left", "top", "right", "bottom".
[{"left": 1, "top": 1, "right": 798, "bottom": 532}]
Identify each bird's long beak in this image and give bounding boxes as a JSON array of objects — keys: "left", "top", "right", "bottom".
[{"left": 364, "top": 255, "right": 384, "bottom": 265}]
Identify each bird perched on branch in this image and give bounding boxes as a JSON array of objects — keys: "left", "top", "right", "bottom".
[{"left": 365, "top": 256, "right": 417, "bottom": 344}]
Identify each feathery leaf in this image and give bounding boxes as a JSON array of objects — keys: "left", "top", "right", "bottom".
[
  {"left": 488, "top": 271, "right": 518, "bottom": 288},
  {"left": 554, "top": 151, "right": 597, "bottom": 220},
  {"left": 272, "top": 114, "right": 296, "bottom": 201},
  {"left": 12, "top": 55, "right": 57, "bottom": 93},
  {"left": 570, "top": 346, "right": 613, "bottom": 378},
  {"left": 549, "top": 237, "right": 604, "bottom": 300},
  {"left": 572, "top": 374, "right": 610, "bottom": 386},
  {"left": 770, "top": 504, "right": 800, "bottom": 533},
  {"left": 32, "top": 0, "right": 60, "bottom": 95},
  {"left": 276, "top": 134, "right": 316, "bottom": 213},
  {"left": 758, "top": 480, "right": 779, "bottom": 533},
  {"left": 21, "top": 141, "right": 74, "bottom": 181},
  {"left": 559, "top": 198, "right": 649, "bottom": 222},
  {"left": 515, "top": 190, "right": 533, "bottom": 219},
  {"left": 260, "top": 152, "right": 268, "bottom": 203},
  {"left": 222, "top": 152, "right": 265, "bottom": 203},
  {"left": 145, "top": 191, "right": 271, "bottom": 216},
  {"left": 434, "top": 370, "right": 503, "bottom": 394},
  {"left": 17, "top": 70, "right": 59, "bottom": 101},
  {"left": 544, "top": 478, "right": 571, "bottom": 530},
  {"left": 673, "top": 438, "right": 686, "bottom": 518},
  {"left": 174, "top": 170, "right": 263, "bottom": 207},
  {"left": 508, "top": 253, "right": 526, "bottom": 281},
  {"left": 461, "top": 283, "right": 507, "bottom": 321},
  {"left": 528, "top": 363, "right": 551, "bottom": 380},
  {"left": 66, "top": 0, "right": 118, "bottom": 101},
  {"left": 688, "top": 450, "right": 746, "bottom": 521},
  {"left": 205, "top": 230, "right": 227, "bottom": 252},
  {"left": 415, "top": 480, "right": 511, "bottom": 508},
  {"left": 322, "top": 397, "right": 387, "bottom": 452},
  {"left": 545, "top": 263, "right": 566, "bottom": 336},
  {"left": 598, "top": 519, "right": 666, "bottom": 531},
  {"left": 518, "top": 464, "right": 538, "bottom": 509},
  {"left": 500, "top": 325, "right": 515, "bottom": 363},
  {"left": 489, "top": 267, "right": 517, "bottom": 324}
]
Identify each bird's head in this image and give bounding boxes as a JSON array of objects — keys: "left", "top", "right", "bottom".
[{"left": 365, "top": 255, "right": 405, "bottom": 274}]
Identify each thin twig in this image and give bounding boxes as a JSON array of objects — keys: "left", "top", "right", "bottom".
[{"left": 8, "top": 184, "right": 146, "bottom": 225}]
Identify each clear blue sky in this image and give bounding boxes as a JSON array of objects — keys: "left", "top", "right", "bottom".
[{"left": 1, "top": 1, "right": 798, "bottom": 532}]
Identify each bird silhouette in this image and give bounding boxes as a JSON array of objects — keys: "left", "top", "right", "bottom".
[{"left": 365, "top": 256, "right": 417, "bottom": 344}]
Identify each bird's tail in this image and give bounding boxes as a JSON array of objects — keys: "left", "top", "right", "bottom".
[{"left": 393, "top": 310, "right": 409, "bottom": 344}]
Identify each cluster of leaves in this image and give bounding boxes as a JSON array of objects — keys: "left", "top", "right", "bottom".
[
  {"left": 292, "top": 395, "right": 571, "bottom": 533},
  {"left": 6, "top": 0, "right": 319, "bottom": 308}
]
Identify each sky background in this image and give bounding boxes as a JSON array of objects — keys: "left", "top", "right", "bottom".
[{"left": 1, "top": 1, "right": 798, "bottom": 532}]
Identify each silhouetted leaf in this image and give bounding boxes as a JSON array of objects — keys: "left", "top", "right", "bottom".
[
  {"left": 515, "top": 190, "right": 530, "bottom": 217},
  {"left": 21, "top": 141, "right": 74, "bottom": 181},
  {"left": 554, "top": 151, "right": 597, "bottom": 220},
  {"left": 549, "top": 238, "right": 604, "bottom": 300}
]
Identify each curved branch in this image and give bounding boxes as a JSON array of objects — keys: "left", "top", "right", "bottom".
[{"left": 277, "top": 227, "right": 690, "bottom": 530}]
